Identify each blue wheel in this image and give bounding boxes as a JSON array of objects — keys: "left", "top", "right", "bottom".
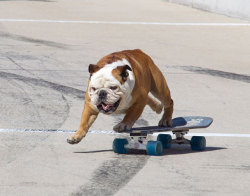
[
  {"left": 157, "top": 134, "right": 172, "bottom": 149},
  {"left": 191, "top": 136, "right": 206, "bottom": 151},
  {"left": 112, "top": 138, "right": 128, "bottom": 154},
  {"left": 146, "top": 141, "right": 163, "bottom": 156}
]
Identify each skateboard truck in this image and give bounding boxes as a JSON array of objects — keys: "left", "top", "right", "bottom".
[
  {"left": 172, "top": 130, "right": 190, "bottom": 145},
  {"left": 123, "top": 133, "right": 150, "bottom": 151}
]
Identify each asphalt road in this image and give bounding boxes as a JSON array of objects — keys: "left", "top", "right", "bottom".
[{"left": 0, "top": 0, "right": 250, "bottom": 195}]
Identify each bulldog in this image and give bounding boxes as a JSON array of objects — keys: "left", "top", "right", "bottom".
[{"left": 67, "top": 49, "right": 173, "bottom": 144}]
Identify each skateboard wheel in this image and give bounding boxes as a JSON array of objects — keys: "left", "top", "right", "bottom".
[
  {"left": 157, "top": 134, "right": 172, "bottom": 149},
  {"left": 112, "top": 138, "right": 128, "bottom": 154},
  {"left": 191, "top": 136, "right": 206, "bottom": 151},
  {"left": 146, "top": 141, "right": 163, "bottom": 156}
]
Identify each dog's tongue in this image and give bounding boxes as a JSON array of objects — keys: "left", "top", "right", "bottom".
[{"left": 102, "top": 103, "right": 113, "bottom": 111}]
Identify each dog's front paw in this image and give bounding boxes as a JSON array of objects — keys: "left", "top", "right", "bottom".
[
  {"left": 158, "top": 118, "right": 172, "bottom": 127},
  {"left": 113, "top": 122, "right": 132, "bottom": 132},
  {"left": 67, "top": 136, "right": 81, "bottom": 144},
  {"left": 67, "top": 133, "right": 85, "bottom": 145}
]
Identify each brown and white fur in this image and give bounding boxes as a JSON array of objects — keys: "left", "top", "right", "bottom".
[{"left": 67, "top": 49, "right": 173, "bottom": 144}]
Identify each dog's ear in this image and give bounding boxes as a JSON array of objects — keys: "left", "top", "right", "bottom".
[
  {"left": 117, "top": 65, "right": 132, "bottom": 81},
  {"left": 88, "top": 64, "right": 99, "bottom": 74}
]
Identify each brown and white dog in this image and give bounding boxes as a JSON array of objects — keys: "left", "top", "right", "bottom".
[{"left": 67, "top": 49, "right": 173, "bottom": 144}]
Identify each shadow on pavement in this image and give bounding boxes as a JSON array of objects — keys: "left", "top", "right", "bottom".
[
  {"left": 73, "top": 146, "right": 226, "bottom": 156},
  {"left": 74, "top": 149, "right": 148, "bottom": 155},
  {"left": 163, "top": 146, "right": 227, "bottom": 156},
  {"left": 74, "top": 149, "right": 113, "bottom": 154}
]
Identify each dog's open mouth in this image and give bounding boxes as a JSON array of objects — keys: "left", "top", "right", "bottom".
[{"left": 97, "top": 99, "right": 121, "bottom": 113}]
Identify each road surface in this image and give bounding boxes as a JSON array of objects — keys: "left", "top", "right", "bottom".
[{"left": 0, "top": 0, "right": 250, "bottom": 195}]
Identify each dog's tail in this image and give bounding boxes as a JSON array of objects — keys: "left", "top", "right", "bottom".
[{"left": 147, "top": 95, "right": 163, "bottom": 114}]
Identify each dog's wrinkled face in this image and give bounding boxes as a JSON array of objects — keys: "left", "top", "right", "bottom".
[{"left": 88, "top": 59, "right": 135, "bottom": 114}]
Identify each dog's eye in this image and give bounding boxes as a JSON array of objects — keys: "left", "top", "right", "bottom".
[
  {"left": 91, "top": 87, "right": 96, "bottom": 91},
  {"left": 110, "top": 86, "right": 118, "bottom": 90}
]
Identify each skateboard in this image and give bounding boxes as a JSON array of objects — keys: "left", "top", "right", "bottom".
[{"left": 112, "top": 116, "right": 213, "bottom": 156}]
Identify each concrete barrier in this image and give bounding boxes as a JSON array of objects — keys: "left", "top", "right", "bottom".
[{"left": 166, "top": 0, "right": 250, "bottom": 21}]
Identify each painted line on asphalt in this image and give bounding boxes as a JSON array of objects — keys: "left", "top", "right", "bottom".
[
  {"left": 0, "top": 129, "right": 115, "bottom": 134},
  {"left": 0, "top": 129, "right": 250, "bottom": 137},
  {"left": 0, "top": 128, "right": 75, "bottom": 133},
  {"left": 185, "top": 133, "right": 250, "bottom": 138},
  {"left": 0, "top": 19, "right": 250, "bottom": 26}
]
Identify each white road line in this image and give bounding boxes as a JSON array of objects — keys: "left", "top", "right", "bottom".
[
  {"left": 185, "top": 133, "right": 250, "bottom": 137},
  {"left": 0, "top": 19, "right": 250, "bottom": 26},
  {"left": 0, "top": 128, "right": 75, "bottom": 133},
  {"left": 0, "top": 129, "right": 250, "bottom": 137},
  {"left": 0, "top": 129, "right": 119, "bottom": 134}
]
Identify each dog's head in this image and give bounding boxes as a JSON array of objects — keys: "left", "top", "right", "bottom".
[{"left": 88, "top": 59, "right": 135, "bottom": 114}]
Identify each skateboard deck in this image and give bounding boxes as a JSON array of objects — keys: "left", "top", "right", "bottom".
[{"left": 120, "top": 116, "right": 213, "bottom": 134}]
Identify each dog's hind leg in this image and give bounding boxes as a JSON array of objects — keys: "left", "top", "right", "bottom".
[
  {"left": 147, "top": 95, "right": 163, "bottom": 114},
  {"left": 148, "top": 65, "right": 174, "bottom": 127}
]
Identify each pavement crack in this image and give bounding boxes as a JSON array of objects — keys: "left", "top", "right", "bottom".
[
  {"left": 60, "top": 94, "right": 71, "bottom": 126},
  {"left": 6, "top": 56, "right": 39, "bottom": 79},
  {"left": 9, "top": 79, "right": 46, "bottom": 127}
]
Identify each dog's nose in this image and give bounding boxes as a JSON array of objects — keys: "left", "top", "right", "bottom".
[{"left": 99, "top": 90, "right": 107, "bottom": 100}]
